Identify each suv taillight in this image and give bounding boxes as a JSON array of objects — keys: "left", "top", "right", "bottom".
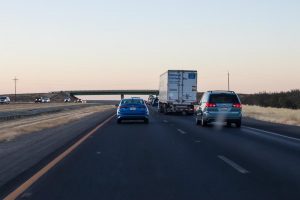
[
  {"left": 233, "top": 103, "right": 242, "bottom": 109},
  {"left": 205, "top": 103, "right": 216, "bottom": 108}
]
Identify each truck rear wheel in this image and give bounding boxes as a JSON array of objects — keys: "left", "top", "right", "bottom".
[
  {"left": 159, "top": 105, "right": 164, "bottom": 113},
  {"left": 163, "top": 104, "right": 169, "bottom": 115}
]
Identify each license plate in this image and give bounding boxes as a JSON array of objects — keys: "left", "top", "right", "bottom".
[
  {"left": 130, "top": 107, "right": 136, "bottom": 111},
  {"left": 220, "top": 107, "right": 228, "bottom": 111}
]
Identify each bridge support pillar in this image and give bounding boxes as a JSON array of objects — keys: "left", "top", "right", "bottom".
[{"left": 121, "top": 94, "right": 124, "bottom": 99}]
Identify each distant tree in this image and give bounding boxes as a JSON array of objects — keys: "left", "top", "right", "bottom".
[{"left": 238, "top": 90, "right": 300, "bottom": 109}]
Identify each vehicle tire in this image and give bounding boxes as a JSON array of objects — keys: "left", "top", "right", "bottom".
[
  {"left": 201, "top": 117, "right": 208, "bottom": 127},
  {"left": 159, "top": 105, "right": 164, "bottom": 113},
  {"left": 196, "top": 117, "right": 201, "bottom": 125},
  {"left": 226, "top": 122, "right": 232, "bottom": 127},
  {"left": 236, "top": 120, "right": 241, "bottom": 128},
  {"left": 117, "top": 119, "right": 122, "bottom": 124},
  {"left": 144, "top": 119, "right": 149, "bottom": 124},
  {"left": 163, "top": 105, "right": 168, "bottom": 115}
]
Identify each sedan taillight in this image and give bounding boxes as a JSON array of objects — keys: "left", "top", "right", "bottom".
[{"left": 233, "top": 103, "right": 242, "bottom": 109}]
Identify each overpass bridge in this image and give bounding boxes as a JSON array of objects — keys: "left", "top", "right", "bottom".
[{"left": 64, "top": 90, "right": 159, "bottom": 99}]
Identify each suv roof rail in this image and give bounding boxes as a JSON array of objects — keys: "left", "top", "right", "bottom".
[{"left": 207, "top": 90, "right": 235, "bottom": 93}]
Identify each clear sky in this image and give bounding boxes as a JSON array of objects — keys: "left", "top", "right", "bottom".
[{"left": 0, "top": 0, "right": 299, "bottom": 95}]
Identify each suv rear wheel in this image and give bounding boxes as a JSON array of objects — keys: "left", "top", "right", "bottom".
[
  {"left": 226, "top": 122, "right": 232, "bottom": 127},
  {"left": 236, "top": 120, "right": 241, "bottom": 128},
  {"left": 196, "top": 117, "right": 201, "bottom": 125},
  {"left": 201, "top": 117, "right": 208, "bottom": 127}
]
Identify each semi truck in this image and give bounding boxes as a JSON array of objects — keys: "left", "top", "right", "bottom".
[{"left": 159, "top": 70, "right": 198, "bottom": 115}]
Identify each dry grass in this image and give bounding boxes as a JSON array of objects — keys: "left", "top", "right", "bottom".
[
  {"left": 243, "top": 105, "right": 300, "bottom": 126},
  {"left": 0, "top": 105, "right": 114, "bottom": 142},
  {"left": 0, "top": 103, "right": 85, "bottom": 112}
]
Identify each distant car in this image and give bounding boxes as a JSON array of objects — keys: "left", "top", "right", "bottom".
[
  {"left": 151, "top": 97, "right": 159, "bottom": 107},
  {"left": 41, "top": 97, "right": 50, "bottom": 103},
  {"left": 147, "top": 95, "right": 155, "bottom": 105},
  {"left": 195, "top": 91, "right": 242, "bottom": 127},
  {"left": 64, "top": 98, "right": 71, "bottom": 103},
  {"left": 35, "top": 97, "right": 42, "bottom": 103},
  {"left": 117, "top": 97, "right": 149, "bottom": 124},
  {"left": 35, "top": 97, "right": 50, "bottom": 103},
  {"left": 0, "top": 96, "right": 10, "bottom": 104},
  {"left": 74, "top": 99, "right": 83, "bottom": 103}
]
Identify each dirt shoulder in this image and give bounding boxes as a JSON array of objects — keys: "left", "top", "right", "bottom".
[{"left": 243, "top": 105, "right": 300, "bottom": 126}]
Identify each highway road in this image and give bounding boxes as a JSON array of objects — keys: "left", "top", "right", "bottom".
[{"left": 1, "top": 108, "right": 300, "bottom": 200}]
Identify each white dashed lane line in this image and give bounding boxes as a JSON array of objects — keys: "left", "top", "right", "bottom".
[
  {"left": 177, "top": 129, "right": 187, "bottom": 134},
  {"left": 218, "top": 155, "right": 250, "bottom": 174}
]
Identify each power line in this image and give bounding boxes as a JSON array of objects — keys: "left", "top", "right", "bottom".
[{"left": 13, "top": 77, "right": 18, "bottom": 102}]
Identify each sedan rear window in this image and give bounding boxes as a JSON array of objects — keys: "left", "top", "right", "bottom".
[
  {"left": 121, "top": 99, "right": 144, "bottom": 105},
  {"left": 209, "top": 94, "right": 240, "bottom": 104}
]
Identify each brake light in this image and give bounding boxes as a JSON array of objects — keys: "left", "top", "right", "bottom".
[
  {"left": 233, "top": 103, "right": 242, "bottom": 109},
  {"left": 205, "top": 103, "right": 216, "bottom": 107}
]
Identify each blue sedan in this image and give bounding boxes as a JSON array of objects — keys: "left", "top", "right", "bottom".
[{"left": 117, "top": 98, "right": 149, "bottom": 124}]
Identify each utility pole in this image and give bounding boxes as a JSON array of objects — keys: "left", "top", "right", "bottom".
[
  {"left": 227, "top": 72, "right": 230, "bottom": 91},
  {"left": 13, "top": 77, "right": 18, "bottom": 102}
]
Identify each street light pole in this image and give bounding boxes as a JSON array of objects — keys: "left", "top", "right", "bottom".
[
  {"left": 13, "top": 77, "right": 18, "bottom": 102},
  {"left": 227, "top": 72, "right": 230, "bottom": 91}
]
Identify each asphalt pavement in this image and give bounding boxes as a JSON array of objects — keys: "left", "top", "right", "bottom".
[{"left": 2, "top": 109, "right": 300, "bottom": 200}]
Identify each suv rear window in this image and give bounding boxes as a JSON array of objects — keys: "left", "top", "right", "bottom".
[
  {"left": 121, "top": 99, "right": 144, "bottom": 105},
  {"left": 209, "top": 94, "right": 239, "bottom": 104}
]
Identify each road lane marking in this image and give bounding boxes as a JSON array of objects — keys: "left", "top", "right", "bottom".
[
  {"left": 218, "top": 155, "right": 249, "bottom": 174},
  {"left": 194, "top": 140, "right": 201, "bottom": 143},
  {"left": 163, "top": 120, "right": 169, "bottom": 123},
  {"left": 177, "top": 129, "right": 186, "bottom": 134},
  {"left": 243, "top": 126, "right": 300, "bottom": 142},
  {"left": 3, "top": 114, "right": 116, "bottom": 200}
]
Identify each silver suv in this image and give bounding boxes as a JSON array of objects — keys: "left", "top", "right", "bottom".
[
  {"left": 0, "top": 96, "right": 11, "bottom": 104},
  {"left": 195, "top": 91, "right": 242, "bottom": 127}
]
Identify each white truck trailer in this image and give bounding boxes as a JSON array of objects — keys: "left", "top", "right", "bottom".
[{"left": 159, "top": 70, "right": 198, "bottom": 114}]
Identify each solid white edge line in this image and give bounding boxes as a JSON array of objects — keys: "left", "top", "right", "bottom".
[
  {"left": 218, "top": 155, "right": 249, "bottom": 174},
  {"left": 242, "top": 126, "right": 300, "bottom": 142}
]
